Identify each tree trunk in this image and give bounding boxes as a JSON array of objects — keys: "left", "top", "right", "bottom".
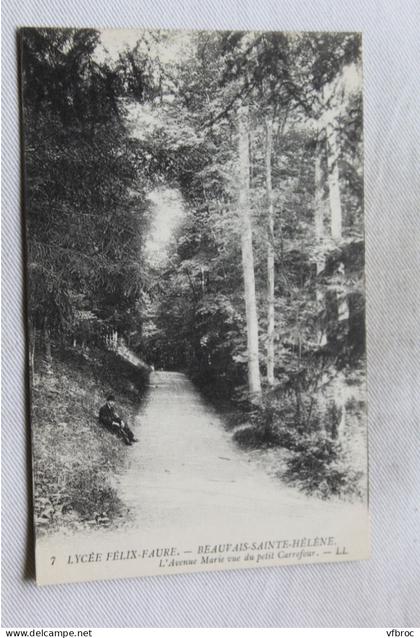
[
  {"left": 238, "top": 105, "right": 262, "bottom": 399},
  {"left": 326, "top": 122, "right": 343, "bottom": 241},
  {"left": 200, "top": 265, "right": 205, "bottom": 295},
  {"left": 43, "top": 325, "right": 52, "bottom": 374},
  {"left": 331, "top": 371, "right": 347, "bottom": 440},
  {"left": 30, "top": 327, "right": 36, "bottom": 376},
  {"left": 314, "top": 138, "right": 327, "bottom": 346},
  {"left": 265, "top": 114, "right": 275, "bottom": 387},
  {"left": 314, "top": 144, "right": 325, "bottom": 243}
]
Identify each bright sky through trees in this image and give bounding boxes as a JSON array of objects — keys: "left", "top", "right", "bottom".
[
  {"left": 97, "top": 28, "right": 190, "bottom": 64},
  {"left": 145, "top": 188, "right": 185, "bottom": 263}
]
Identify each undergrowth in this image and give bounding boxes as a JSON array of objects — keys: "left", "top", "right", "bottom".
[{"left": 31, "top": 346, "right": 149, "bottom": 534}]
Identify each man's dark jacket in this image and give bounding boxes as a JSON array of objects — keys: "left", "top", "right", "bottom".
[{"left": 99, "top": 403, "right": 122, "bottom": 428}]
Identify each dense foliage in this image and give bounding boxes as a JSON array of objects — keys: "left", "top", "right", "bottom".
[
  {"left": 23, "top": 29, "right": 366, "bottom": 499},
  {"left": 22, "top": 29, "right": 152, "bottom": 349}
]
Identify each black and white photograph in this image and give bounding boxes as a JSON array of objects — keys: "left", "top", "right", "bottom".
[{"left": 21, "top": 27, "right": 369, "bottom": 585}]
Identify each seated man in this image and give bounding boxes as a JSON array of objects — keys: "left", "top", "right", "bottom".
[{"left": 98, "top": 394, "right": 138, "bottom": 446}]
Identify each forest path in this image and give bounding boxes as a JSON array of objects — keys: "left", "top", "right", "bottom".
[{"left": 117, "top": 370, "right": 364, "bottom": 536}]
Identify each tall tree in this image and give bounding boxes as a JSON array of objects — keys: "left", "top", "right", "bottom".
[
  {"left": 265, "top": 113, "right": 275, "bottom": 386},
  {"left": 326, "top": 119, "right": 343, "bottom": 241},
  {"left": 22, "top": 28, "right": 152, "bottom": 356},
  {"left": 238, "top": 105, "right": 262, "bottom": 398},
  {"left": 314, "top": 137, "right": 326, "bottom": 244}
]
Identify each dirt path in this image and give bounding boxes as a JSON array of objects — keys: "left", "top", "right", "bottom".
[
  {"left": 36, "top": 368, "right": 369, "bottom": 584},
  {"left": 116, "top": 370, "right": 365, "bottom": 536}
]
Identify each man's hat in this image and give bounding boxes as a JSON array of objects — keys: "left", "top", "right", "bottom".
[{"left": 106, "top": 394, "right": 115, "bottom": 401}]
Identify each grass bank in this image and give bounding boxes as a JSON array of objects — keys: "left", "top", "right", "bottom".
[
  {"left": 230, "top": 365, "right": 367, "bottom": 501},
  {"left": 31, "top": 346, "right": 149, "bottom": 535},
  {"left": 193, "top": 360, "right": 368, "bottom": 502}
]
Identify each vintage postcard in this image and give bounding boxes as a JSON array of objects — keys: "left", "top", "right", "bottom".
[{"left": 21, "top": 28, "right": 369, "bottom": 585}]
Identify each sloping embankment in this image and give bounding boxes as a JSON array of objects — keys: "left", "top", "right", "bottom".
[{"left": 31, "top": 346, "right": 149, "bottom": 534}]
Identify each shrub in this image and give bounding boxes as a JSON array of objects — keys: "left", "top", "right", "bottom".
[
  {"left": 233, "top": 425, "right": 270, "bottom": 448},
  {"left": 281, "top": 432, "right": 363, "bottom": 499}
]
